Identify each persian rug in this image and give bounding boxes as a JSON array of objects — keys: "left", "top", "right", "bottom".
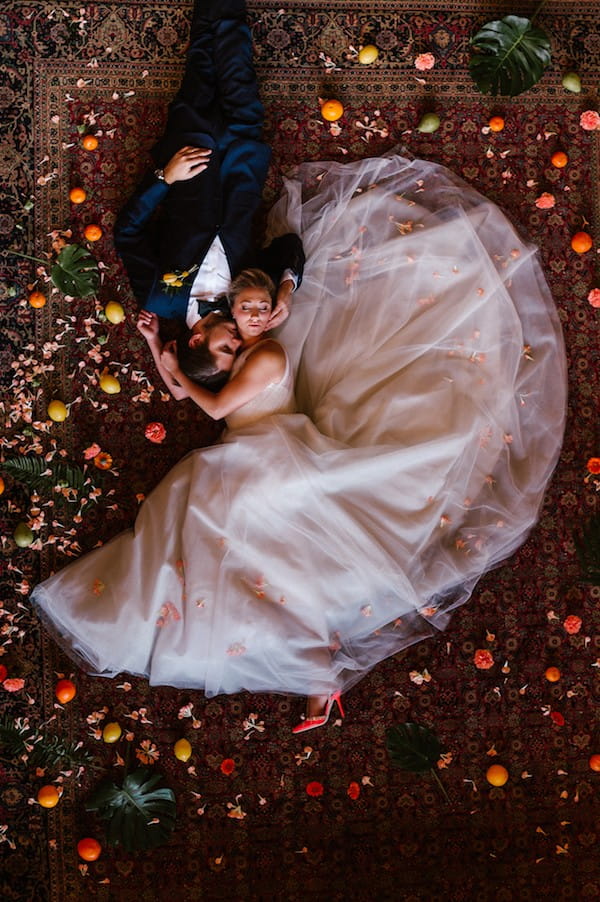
[{"left": 0, "top": 2, "right": 599, "bottom": 900}]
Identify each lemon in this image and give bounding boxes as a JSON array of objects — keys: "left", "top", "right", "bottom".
[
  {"left": 47, "top": 400, "right": 69, "bottom": 422},
  {"left": 99, "top": 373, "right": 121, "bottom": 394},
  {"left": 104, "top": 301, "right": 125, "bottom": 324},
  {"left": 102, "top": 722, "right": 122, "bottom": 743},
  {"left": 14, "top": 522, "right": 34, "bottom": 548},
  {"left": 486, "top": 764, "right": 509, "bottom": 787},
  {"left": 174, "top": 738, "right": 192, "bottom": 762},
  {"left": 417, "top": 113, "right": 441, "bottom": 134},
  {"left": 358, "top": 45, "right": 379, "bottom": 65}
]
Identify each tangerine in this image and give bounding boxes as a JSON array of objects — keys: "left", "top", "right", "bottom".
[
  {"left": 81, "top": 135, "right": 99, "bottom": 151},
  {"left": 55, "top": 678, "right": 76, "bottom": 703},
  {"left": 69, "top": 187, "right": 87, "bottom": 204},
  {"left": 571, "top": 231, "right": 593, "bottom": 254},
  {"left": 84, "top": 224, "right": 103, "bottom": 242},
  {"left": 544, "top": 666, "right": 561, "bottom": 682},
  {"left": 0, "top": 475, "right": 4, "bottom": 496},
  {"left": 486, "top": 764, "right": 509, "bottom": 787},
  {"left": 551, "top": 151, "right": 568, "bottom": 168},
  {"left": 28, "top": 291, "right": 47, "bottom": 308},
  {"left": 488, "top": 116, "right": 505, "bottom": 132},
  {"left": 589, "top": 754, "right": 600, "bottom": 772},
  {"left": 321, "top": 99, "right": 344, "bottom": 122},
  {"left": 37, "top": 785, "right": 60, "bottom": 808},
  {"left": 47, "top": 400, "right": 69, "bottom": 422},
  {"left": 77, "top": 837, "right": 102, "bottom": 861}
]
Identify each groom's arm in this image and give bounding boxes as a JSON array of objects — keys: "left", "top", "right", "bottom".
[{"left": 256, "top": 233, "right": 306, "bottom": 329}]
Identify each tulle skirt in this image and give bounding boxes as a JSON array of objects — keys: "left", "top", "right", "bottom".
[{"left": 32, "top": 152, "right": 567, "bottom": 695}]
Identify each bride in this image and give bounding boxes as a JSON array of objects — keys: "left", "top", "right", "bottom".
[{"left": 32, "top": 151, "right": 567, "bottom": 732}]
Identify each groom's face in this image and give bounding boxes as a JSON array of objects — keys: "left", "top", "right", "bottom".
[{"left": 206, "top": 319, "right": 242, "bottom": 372}]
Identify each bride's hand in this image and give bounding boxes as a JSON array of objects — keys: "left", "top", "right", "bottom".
[
  {"left": 137, "top": 310, "right": 159, "bottom": 343},
  {"left": 267, "top": 279, "right": 294, "bottom": 329},
  {"left": 160, "top": 339, "right": 180, "bottom": 374}
]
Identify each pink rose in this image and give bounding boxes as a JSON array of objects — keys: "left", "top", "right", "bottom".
[
  {"left": 473, "top": 649, "right": 494, "bottom": 670},
  {"left": 145, "top": 422, "right": 167, "bottom": 444},
  {"left": 588, "top": 288, "right": 600, "bottom": 308},
  {"left": 563, "top": 614, "right": 582, "bottom": 635},
  {"left": 580, "top": 110, "right": 600, "bottom": 131},
  {"left": 415, "top": 52, "right": 435, "bottom": 71},
  {"left": 535, "top": 192, "right": 555, "bottom": 210},
  {"left": 3, "top": 678, "right": 25, "bottom": 692}
]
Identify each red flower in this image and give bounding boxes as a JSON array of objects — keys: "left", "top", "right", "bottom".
[
  {"left": 306, "top": 781, "right": 324, "bottom": 797},
  {"left": 586, "top": 458, "right": 600, "bottom": 475},
  {"left": 550, "top": 711, "right": 565, "bottom": 726},
  {"left": 220, "top": 758, "right": 235, "bottom": 776},
  {"left": 588, "top": 290, "right": 600, "bottom": 309},
  {"left": 473, "top": 649, "right": 494, "bottom": 670},
  {"left": 347, "top": 781, "right": 360, "bottom": 800},
  {"left": 563, "top": 615, "right": 582, "bottom": 635},
  {"left": 145, "top": 422, "right": 167, "bottom": 444}
]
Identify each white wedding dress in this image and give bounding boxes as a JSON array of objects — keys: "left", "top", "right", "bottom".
[{"left": 32, "top": 153, "right": 567, "bottom": 696}]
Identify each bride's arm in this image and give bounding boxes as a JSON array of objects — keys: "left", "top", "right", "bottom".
[{"left": 161, "top": 341, "right": 286, "bottom": 420}]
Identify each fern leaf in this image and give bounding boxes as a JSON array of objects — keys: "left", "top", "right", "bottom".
[{"left": 2, "top": 455, "right": 86, "bottom": 494}]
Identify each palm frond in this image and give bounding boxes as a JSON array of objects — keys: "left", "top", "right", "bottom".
[
  {"left": 3, "top": 455, "right": 86, "bottom": 494},
  {"left": 0, "top": 715, "right": 93, "bottom": 769}
]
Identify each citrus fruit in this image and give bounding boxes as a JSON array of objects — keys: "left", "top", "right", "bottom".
[
  {"left": 37, "top": 785, "right": 60, "bottom": 808},
  {"left": 55, "top": 679, "right": 76, "bottom": 703},
  {"left": 69, "top": 187, "right": 87, "bottom": 204},
  {"left": 104, "top": 301, "right": 125, "bottom": 324},
  {"left": 571, "top": 231, "right": 593, "bottom": 254},
  {"left": 162, "top": 272, "right": 178, "bottom": 284},
  {"left": 488, "top": 116, "right": 505, "bottom": 132},
  {"left": 544, "top": 666, "right": 561, "bottom": 682},
  {"left": 0, "top": 476, "right": 5, "bottom": 496},
  {"left": 551, "top": 151, "right": 568, "bottom": 168},
  {"left": 561, "top": 71, "right": 582, "bottom": 94},
  {"left": 417, "top": 113, "right": 441, "bottom": 133},
  {"left": 47, "top": 400, "right": 69, "bottom": 422},
  {"left": 358, "top": 45, "right": 379, "bottom": 65},
  {"left": 589, "top": 754, "right": 600, "bottom": 772},
  {"left": 82, "top": 134, "right": 99, "bottom": 151},
  {"left": 102, "top": 721, "right": 122, "bottom": 743},
  {"left": 84, "top": 224, "right": 103, "bottom": 242},
  {"left": 14, "top": 522, "right": 34, "bottom": 548},
  {"left": 28, "top": 290, "right": 47, "bottom": 308},
  {"left": 174, "top": 738, "right": 192, "bottom": 762},
  {"left": 321, "top": 99, "right": 344, "bottom": 122},
  {"left": 77, "top": 837, "right": 102, "bottom": 861},
  {"left": 99, "top": 373, "right": 121, "bottom": 394},
  {"left": 486, "top": 764, "right": 509, "bottom": 787}
]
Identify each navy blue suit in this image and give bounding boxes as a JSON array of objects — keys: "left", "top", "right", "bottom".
[{"left": 114, "top": 0, "right": 304, "bottom": 319}]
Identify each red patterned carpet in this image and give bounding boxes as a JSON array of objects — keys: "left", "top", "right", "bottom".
[{"left": 1, "top": 3, "right": 599, "bottom": 900}]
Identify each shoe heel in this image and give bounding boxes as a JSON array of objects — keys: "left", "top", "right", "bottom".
[{"left": 332, "top": 691, "right": 345, "bottom": 718}]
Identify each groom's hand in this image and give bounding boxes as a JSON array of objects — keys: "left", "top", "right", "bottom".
[
  {"left": 267, "top": 278, "right": 294, "bottom": 329},
  {"left": 164, "top": 146, "right": 212, "bottom": 184}
]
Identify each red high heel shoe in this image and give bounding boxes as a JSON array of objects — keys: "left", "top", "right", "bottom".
[{"left": 292, "top": 691, "right": 345, "bottom": 734}]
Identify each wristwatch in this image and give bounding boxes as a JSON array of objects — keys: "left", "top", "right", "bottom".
[{"left": 154, "top": 168, "right": 166, "bottom": 182}]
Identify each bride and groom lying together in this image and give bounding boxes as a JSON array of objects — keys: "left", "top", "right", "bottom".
[{"left": 32, "top": 0, "right": 565, "bottom": 735}]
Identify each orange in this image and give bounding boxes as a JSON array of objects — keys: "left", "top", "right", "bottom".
[
  {"left": 37, "top": 785, "right": 60, "bottom": 808},
  {"left": 486, "top": 764, "right": 509, "bottom": 787},
  {"left": 84, "top": 224, "right": 103, "bottom": 242},
  {"left": 544, "top": 666, "right": 561, "bottom": 682},
  {"left": 55, "top": 678, "right": 76, "bottom": 703},
  {"left": 28, "top": 290, "right": 47, "bottom": 308},
  {"left": 551, "top": 151, "right": 568, "bottom": 168},
  {"left": 571, "top": 231, "right": 593, "bottom": 254},
  {"left": 589, "top": 754, "right": 600, "bottom": 772},
  {"left": 81, "top": 135, "right": 98, "bottom": 151},
  {"left": 321, "top": 99, "right": 344, "bottom": 122},
  {"left": 77, "top": 837, "right": 102, "bottom": 861},
  {"left": 488, "top": 116, "right": 505, "bottom": 132},
  {"left": 0, "top": 476, "right": 4, "bottom": 496},
  {"left": 69, "top": 187, "right": 87, "bottom": 204}
]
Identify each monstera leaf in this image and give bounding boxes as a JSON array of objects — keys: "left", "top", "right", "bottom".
[
  {"left": 50, "top": 243, "right": 99, "bottom": 297},
  {"left": 386, "top": 722, "right": 442, "bottom": 773},
  {"left": 87, "top": 767, "right": 176, "bottom": 851},
  {"left": 574, "top": 512, "right": 600, "bottom": 585},
  {"left": 469, "top": 15, "right": 551, "bottom": 96}
]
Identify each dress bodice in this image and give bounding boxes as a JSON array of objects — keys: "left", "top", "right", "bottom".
[{"left": 225, "top": 341, "right": 295, "bottom": 430}]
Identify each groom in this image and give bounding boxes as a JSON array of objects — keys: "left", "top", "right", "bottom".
[{"left": 114, "top": 0, "right": 304, "bottom": 387}]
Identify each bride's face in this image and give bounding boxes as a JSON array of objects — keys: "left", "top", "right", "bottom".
[{"left": 231, "top": 287, "right": 272, "bottom": 341}]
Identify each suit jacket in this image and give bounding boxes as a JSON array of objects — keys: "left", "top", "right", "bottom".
[{"left": 113, "top": 159, "right": 305, "bottom": 320}]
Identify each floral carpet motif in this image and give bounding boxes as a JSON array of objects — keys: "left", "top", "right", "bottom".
[{"left": 0, "top": 2, "right": 599, "bottom": 900}]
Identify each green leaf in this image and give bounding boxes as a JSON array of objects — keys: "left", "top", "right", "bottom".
[
  {"left": 0, "top": 715, "right": 93, "bottom": 769},
  {"left": 51, "top": 243, "right": 99, "bottom": 297},
  {"left": 469, "top": 15, "right": 551, "bottom": 96},
  {"left": 385, "top": 722, "right": 442, "bottom": 773},
  {"left": 86, "top": 767, "right": 177, "bottom": 852},
  {"left": 3, "top": 455, "right": 86, "bottom": 495},
  {"left": 574, "top": 512, "right": 600, "bottom": 585}
]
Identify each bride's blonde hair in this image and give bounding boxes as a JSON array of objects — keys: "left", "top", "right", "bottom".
[{"left": 228, "top": 268, "right": 275, "bottom": 306}]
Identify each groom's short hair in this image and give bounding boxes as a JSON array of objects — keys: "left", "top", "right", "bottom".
[{"left": 176, "top": 328, "right": 229, "bottom": 393}]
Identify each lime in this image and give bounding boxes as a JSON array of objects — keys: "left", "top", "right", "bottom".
[
  {"left": 561, "top": 72, "right": 581, "bottom": 94},
  {"left": 417, "top": 113, "right": 441, "bottom": 134},
  {"left": 14, "top": 522, "right": 34, "bottom": 548}
]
